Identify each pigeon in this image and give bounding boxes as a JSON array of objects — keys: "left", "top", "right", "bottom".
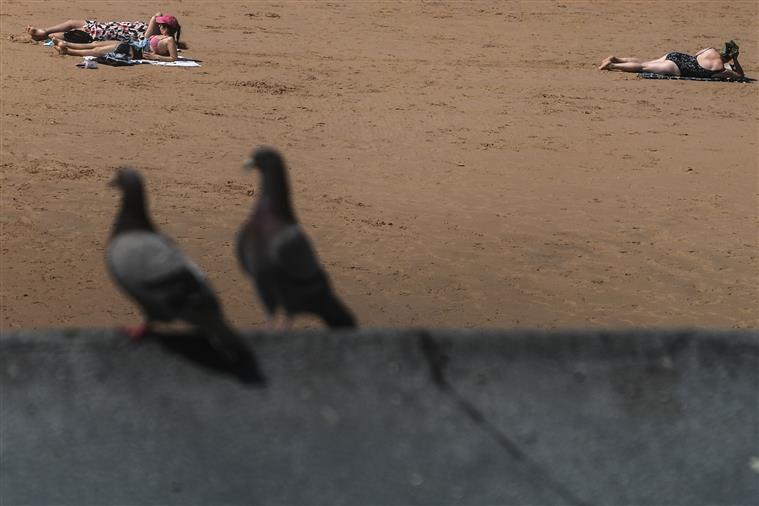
[
  {"left": 106, "top": 167, "right": 264, "bottom": 383},
  {"left": 237, "top": 147, "right": 357, "bottom": 329}
]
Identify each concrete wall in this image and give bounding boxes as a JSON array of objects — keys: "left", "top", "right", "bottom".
[{"left": 1, "top": 328, "right": 757, "bottom": 505}]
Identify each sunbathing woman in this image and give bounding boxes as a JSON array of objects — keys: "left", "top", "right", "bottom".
[
  {"left": 53, "top": 15, "right": 183, "bottom": 62},
  {"left": 131, "top": 14, "right": 183, "bottom": 62},
  {"left": 599, "top": 40, "right": 744, "bottom": 79}
]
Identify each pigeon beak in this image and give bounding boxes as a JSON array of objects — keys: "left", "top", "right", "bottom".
[{"left": 243, "top": 158, "right": 256, "bottom": 171}]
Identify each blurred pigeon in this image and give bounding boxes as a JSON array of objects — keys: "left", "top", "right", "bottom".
[
  {"left": 237, "top": 147, "right": 357, "bottom": 329},
  {"left": 107, "top": 168, "right": 264, "bottom": 383}
]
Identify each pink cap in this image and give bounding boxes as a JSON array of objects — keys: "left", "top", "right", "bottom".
[{"left": 155, "top": 14, "right": 179, "bottom": 29}]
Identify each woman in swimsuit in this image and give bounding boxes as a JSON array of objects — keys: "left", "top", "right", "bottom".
[
  {"left": 598, "top": 40, "right": 744, "bottom": 79},
  {"left": 134, "top": 14, "right": 183, "bottom": 62},
  {"left": 52, "top": 14, "right": 183, "bottom": 62}
]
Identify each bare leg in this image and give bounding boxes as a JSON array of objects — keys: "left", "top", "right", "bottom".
[
  {"left": 641, "top": 59, "right": 680, "bottom": 75},
  {"left": 604, "top": 58, "right": 679, "bottom": 75},
  {"left": 55, "top": 42, "right": 120, "bottom": 57},
  {"left": 26, "top": 19, "right": 86, "bottom": 41},
  {"left": 599, "top": 55, "right": 645, "bottom": 70},
  {"left": 600, "top": 53, "right": 672, "bottom": 71},
  {"left": 53, "top": 38, "right": 119, "bottom": 50},
  {"left": 598, "top": 56, "right": 615, "bottom": 70},
  {"left": 647, "top": 53, "right": 670, "bottom": 64},
  {"left": 608, "top": 62, "right": 643, "bottom": 72}
]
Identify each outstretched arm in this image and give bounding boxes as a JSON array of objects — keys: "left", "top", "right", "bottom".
[{"left": 143, "top": 12, "right": 161, "bottom": 38}]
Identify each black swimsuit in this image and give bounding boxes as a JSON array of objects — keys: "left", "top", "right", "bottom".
[{"left": 665, "top": 52, "right": 721, "bottom": 78}]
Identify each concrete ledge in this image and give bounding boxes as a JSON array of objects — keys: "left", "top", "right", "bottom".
[{"left": 2, "top": 328, "right": 758, "bottom": 505}]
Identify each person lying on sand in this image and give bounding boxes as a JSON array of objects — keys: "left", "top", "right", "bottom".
[
  {"left": 28, "top": 18, "right": 147, "bottom": 43},
  {"left": 131, "top": 14, "right": 183, "bottom": 61},
  {"left": 599, "top": 40, "right": 744, "bottom": 79},
  {"left": 52, "top": 15, "right": 183, "bottom": 62},
  {"left": 26, "top": 12, "right": 182, "bottom": 46}
]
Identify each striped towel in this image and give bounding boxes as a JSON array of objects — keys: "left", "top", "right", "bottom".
[{"left": 637, "top": 72, "right": 754, "bottom": 83}]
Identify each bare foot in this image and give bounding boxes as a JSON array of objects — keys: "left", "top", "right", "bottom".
[
  {"left": 51, "top": 37, "right": 65, "bottom": 47},
  {"left": 26, "top": 25, "right": 47, "bottom": 41},
  {"left": 598, "top": 56, "right": 615, "bottom": 70},
  {"left": 54, "top": 44, "right": 68, "bottom": 55}
]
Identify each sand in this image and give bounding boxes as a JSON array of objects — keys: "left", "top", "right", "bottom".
[{"left": 1, "top": 1, "right": 757, "bottom": 331}]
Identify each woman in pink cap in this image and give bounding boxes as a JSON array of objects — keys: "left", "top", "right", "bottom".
[
  {"left": 52, "top": 13, "right": 184, "bottom": 62},
  {"left": 138, "top": 13, "right": 183, "bottom": 61}
]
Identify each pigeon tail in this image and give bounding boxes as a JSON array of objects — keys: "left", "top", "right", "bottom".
[
  {"left": 317, "top": 294, "right": 357, "bottom": 329},
  {"left": 202, "top": 317, "right": 267, "bottom": 385}
]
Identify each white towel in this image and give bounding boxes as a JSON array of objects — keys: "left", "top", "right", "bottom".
[{"left": 133, "top": 58, "right": 201, "bottom": 67}]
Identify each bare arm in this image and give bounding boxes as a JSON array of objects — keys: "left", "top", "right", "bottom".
[
  {"left": 143, "top": 12, "right": 161, "bottom": 38},
  {"left": 713, "top": 67, "right": 744, "bottom": 80},
  {"left": 730, "top": 56, "right": 744, "bottom": 77}
]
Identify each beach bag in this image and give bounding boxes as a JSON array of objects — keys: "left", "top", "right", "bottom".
[
  {"left": 96, "top": 43, "right": 135, "bottom": 66},
  {"left": 97, "top": 52, "right": 133, "bottom": 66},
  {"left": 63, "top": 29, "right": 93, "bottom": 44}
]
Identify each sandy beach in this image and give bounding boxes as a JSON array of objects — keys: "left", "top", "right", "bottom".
[{"left": 1, "top": 1, "right": 757, "bottom": 331}]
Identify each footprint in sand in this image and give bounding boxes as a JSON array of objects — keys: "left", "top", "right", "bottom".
[{"left": 8, "top": 33, "right": 38, "bottom": 44}]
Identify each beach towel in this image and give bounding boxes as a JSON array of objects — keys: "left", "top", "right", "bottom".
[
  {"left": 637, "top": 72, "right": 754, "bottom": 83},
  {"left": 75, "top": 55, "right": 201, "bottom": 68},
  {"left": 133, "top": 58, "right": 201, "bottom": 67}
]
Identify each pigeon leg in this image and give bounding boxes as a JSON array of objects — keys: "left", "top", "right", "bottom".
[
  {"left": 276, "top": 316, "right": 293, "bottom": 331},
  {"left": 120, "top": 322, "right": 151, "bottom": 341}
]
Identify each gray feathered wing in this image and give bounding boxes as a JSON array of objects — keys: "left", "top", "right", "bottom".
[
  {"left": 107, "top": 231, "right": 259, "bottom": 365},
  {"left": 107, "top": 231, "right": 212, "bottom": 322},
  {"left": 270, "top": 225, "right": 356, "bottom": 327}
]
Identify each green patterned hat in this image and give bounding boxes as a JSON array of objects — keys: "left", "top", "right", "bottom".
[{"left": 721, "top": 40, "right": 739, "bottom": 59}]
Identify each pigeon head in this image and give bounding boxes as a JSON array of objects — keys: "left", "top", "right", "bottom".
[
  {"left": 109, "top": 167, "right": 155, "bottom": 234},
  {"left": 243, "top": 146, "right": 296, "bottom": 221},
  {"left": 109, "top": 167, "right": 145, "bottom": 194},
  {"left": 244, "top": 146, "right": 283, "bottom": 172}
]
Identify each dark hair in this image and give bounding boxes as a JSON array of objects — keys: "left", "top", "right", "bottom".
[{"left": 160, "top": 22, "right": 185, "bottom": 49}]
